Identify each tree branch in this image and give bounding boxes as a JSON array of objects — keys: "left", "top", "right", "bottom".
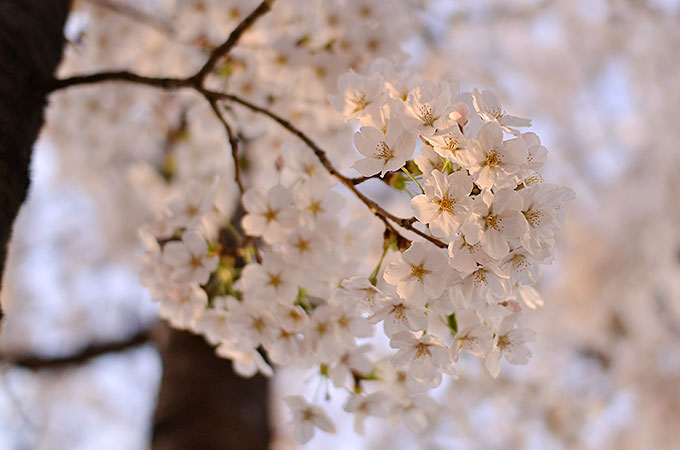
[
  {"left": 48, "top": 71, "right": 190, "bottom": 92},
  {"left": 190, "top": 0, "right": 275, "bottom": 85},
  {"left": 207, "top": 98, "right": 244, "bottom": 196},
  {"left": 206, "top": 96, "right": 262, "bottom": 264},
  {"left": 48, "top": 0, "right": 276, "bottom": 93},
  {"left": 2, "top": 328, "right": 152, "bottom": 370},
  {"left": 46, "top": 0, "right": 448, "bottom": 250},
  {"left": 208, "top": 92, "right": 448, "bottom": 249}
]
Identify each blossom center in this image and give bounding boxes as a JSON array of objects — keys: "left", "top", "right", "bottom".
[
  {"left": 390, "top": 303, "right": 406, "bottom": 320},
  {"left": 497, "top": 334, "right": 511, "bottom": 349},
  {"left": 350, "top": 93, "right": 368, "bottom": 113},
  {"left": 302, "top": 409, "right": 315, "bottom": 421},
  {"left": 263, "top": 207, "right": 278, "bottom": 223},
  {"left": 293, "top": 237, "right": 310, "bottom": 253},
  {"left": 375, "top": 140, "right": 394, "bottom": 161},
  {"left": 307, "top": 200, "right": 323, "bottom": 216},
  {"left": 410, "top": 263, "right": 431, "bottom": 282},
  {"left": 189, "top": 255, "right": 203, "bottom": 269},
  {"left": 510, "top": 254, "right": 528, "bottom": 272},
  {"left": 437, "top": 194, "right": 456, "bottom": 213},
  {"left": 484, "top": 213, "right": 501, "bottom": 231},
  {"left": 415, "top": 342, "right": 432, "bottom": 359},
  {"left": 185, "top": 204, "right": 199, "bottom": 217},
  {"left": 419, "top": 104, "right": 437, "bottom": 127},
  {"left": 303, "top": 163, "right": 316, "bottom": 178},
  {"left": 524, "top": 209, "right": 542, "bottom": 227},
  {"left": 472, "top": 268, "right": 488, "bottom": 287},
  {"left": 252, "top": 317, "right": 265, "bottom": 333},
  {"left": 267, "top": 272, "right": 283, "bottom": 289},
  {"left": 484, "top": 149, "right": 502, "bottom": 168},
  {"left": 490, "top": 106, "right": 505, "bottom": 120},
  {"left": 360, "top": 287, "right": 377, "bottom": 304},
  {"left": 316, "top": 322, "right": 329, "bottom": 336},
  {"left": 446, "top": 136, "right": 461, "bottom": 152}
]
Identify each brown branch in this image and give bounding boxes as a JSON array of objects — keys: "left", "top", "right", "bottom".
[
  {"left": 190, "top": 0, "right": 276, "bottom": 85},
  {"left": 46, "top": 0, "right": 447, "bottom": 250},
  {"left": 207, "top": 91, "right": 448, "bottom": 249},
  {"left": 350, "top": 175, "right": 376, "bottom": 185},
  {"left": 207, "top": 98, "right": 244, "bottom": 196},
  {"left": 48, "top": 71, "right": 190, "bottom": 92},
  {"left": 2, "top": 328, "right": 152, "bottom": 370},
  {"left": 206, "top": 97, "right": 263, "bottom": 265},
  {"left": 48, "top": 0, "right": 275, "bottom": 93}
]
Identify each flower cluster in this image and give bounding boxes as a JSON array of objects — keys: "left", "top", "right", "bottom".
[
  {"left": 125, "top": 0, "right": 575, "bottom": 431},
  {"left": 140, "top": 59, "right": 572, "bottom": 443},
  {"left": 333, "top": 60, "right": 574, "bottom": 379}
]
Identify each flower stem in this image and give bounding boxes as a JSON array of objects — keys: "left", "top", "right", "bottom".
[
  {"left": 401, "top": 167, "right": 424, "bottom": 193},
  {"left": 368, "top": 245, "right": 390, "bottom": 286}
]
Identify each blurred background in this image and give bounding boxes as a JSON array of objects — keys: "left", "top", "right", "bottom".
[{"left": 1, "top": 0, "right": 680, "bottom": 448}]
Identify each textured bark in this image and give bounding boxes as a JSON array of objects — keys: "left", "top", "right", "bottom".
[
  {"left": 0, "top": 0, "right": 71, "bottom": 316},
  {"left": 152, "top": 325, "right": 271, "bottom": 450},
  {"left": 0, "top": 2, "right": 271, "bottom": 447}
]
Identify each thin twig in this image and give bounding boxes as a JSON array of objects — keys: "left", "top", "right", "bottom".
[
  {"left": 207, "top": 98, "right": 244, "bottom": 196},
  {"left": 350, "top": 175, "right": 376, "bottom": 185},
  {"left": 48, "top": 71, "right": 189, "bottom": 92},
  {"left": 207, "top": 97, "right": 262, "bottom": 264},
  {"left": 47, "top": 0, "right": 447, "bottom": 250},
  {"left": 49, "top": 0, "right": 275, "bottom": 93},
  {"left": 206, "top": 91, "right": 448, "bottom": 249},
  {"left": 190, "top": 0, "right": 275, "bottom": 84},
  {"left": 2, "top": 328, "right": 152, "bottom": 370}
]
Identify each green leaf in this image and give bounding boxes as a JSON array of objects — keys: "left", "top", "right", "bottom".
[{"left": 446, "top": 313, "right": 458, "bottom": 335}]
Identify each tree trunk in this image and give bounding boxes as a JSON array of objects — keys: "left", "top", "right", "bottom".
[
  {"left": 152, "top": 325, "right": 271, "bottom": 450},
  {"left": 0, "top": 0, "right": 71, "bottom": 317},
  {"left": 0, "top": 2, "right": 271, "bottom": 447}
]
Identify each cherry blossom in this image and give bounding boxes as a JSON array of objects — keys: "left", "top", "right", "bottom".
[
  {"left": 518, "top": 183, "right": 575, "bottom": 255},
  {"left": 462, "top": 122, "right": 528, "bottom": 189},
  {"left": 329, "top": 343, "right": 373, "bottom": 389},
  {"left": 284, "top": 396, "right": 336, "bottom": 444},
  {"left": 472, "top": 88, "right": 531, "bottom": 135},
  {"left": 351, "top": 119, "right": 417, "bottom": 177},
  {"left": 485, "top": 313, "right": 537, "bottom": 378},
  {"left": 390, "top": 331, "right": 452, "bottom": 388},
  {"left": 451, "top": 321, "right": 494, "bottom": 362},
  {"left": 124, "top": 28, "right": 575, "bottom": 440},
  {"left": 241, "top": 185, "right": 297, "bottom": 244},
  {"left": 216, "top": 340, "right": 273, "bottom": 378},
  {"left": 339, "top": 276, "right": 386, "bottom": 314},
  {"left": 402, "top": 81, "right": 457, "bottom": 135},
  {"left": 328, "top": 71, "right": 385, "bottom": 119},
  {"left": 389, "top": 395, "right": 439, "bottom": 433},
  {"left": 411, "top": 169, "right": 473, "bottom": 240},
  {"left": 423, "top": 125, "right": 469, "bottom": 164},
  {"left": 237, "top": 252, "right": 299, "bottom": 305},
  {"left": 461, "top": 189, "right": 529, "bottom": 260},
  {"left": 343, "top": 392, "right": 392, "bottom": 434},
  {"left": 158, "top": 283, "right": 208, "bottom": 330},
  {"left": 162, "top": 229, "right": 218, "bottom": 285},
  {"left": 383, "top": 242, "right": 449, "bottom": 305},
  {"left": 369, "top": 296, "right": 428, "bottom": 337}
]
